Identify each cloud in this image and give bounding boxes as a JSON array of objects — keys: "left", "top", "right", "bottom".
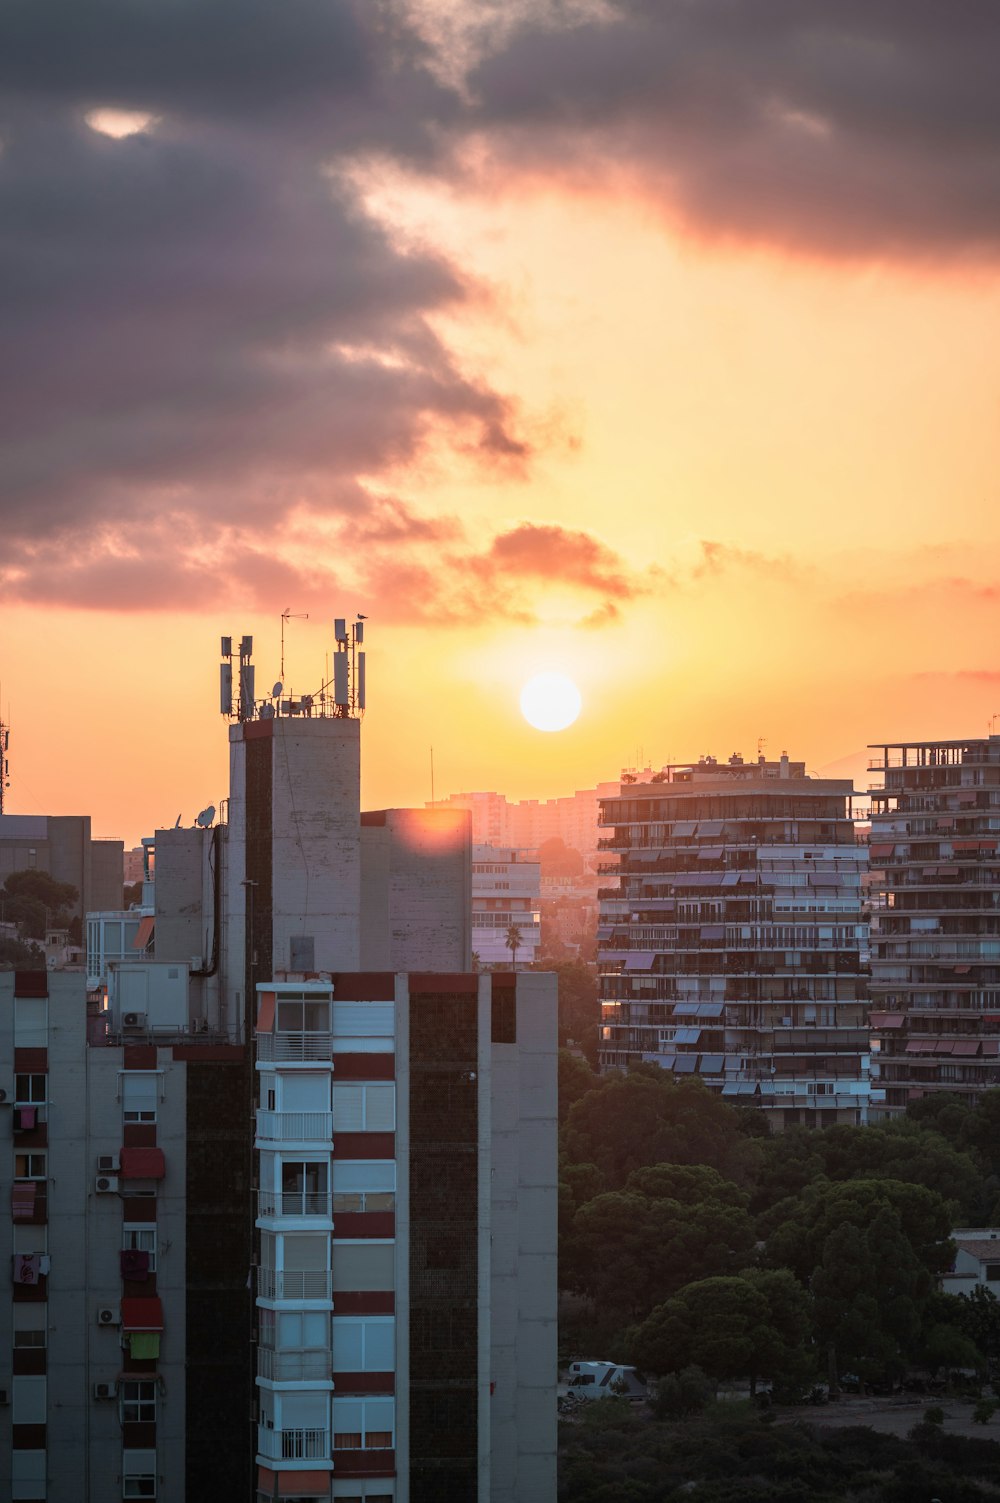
[
  {"left": 692, "top": 540, "right": 799, "bottom": 581},
  {"left": 0, "top": 1, "right": 527, "bottom": 605},
  {"left": 482, "top": 521, "right": 640, "bottom": 597},
  {"left": 463, "top": 0, "right": 1000, "bottom": 259}
]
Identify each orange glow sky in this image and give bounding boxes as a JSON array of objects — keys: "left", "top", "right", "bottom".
[{"left": 4, "top": 3, "right": 1000, "bottom": 845}]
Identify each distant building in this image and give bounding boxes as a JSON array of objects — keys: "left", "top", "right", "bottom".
[
  {"left": 598, "top": 754, "right": 874, "bottom": 1128},
  {"left": 472, "top": 845, "right": 541, "bottom": 967},
  {"left": 869, "top": 736, "right": 1000, "bottom": 1111},
  {"left": 0, "top": 814, "right": 123, "bottom": 918},
  {"left": 942, "top": 1229, "right": 1000, "bottom": 1297},
  {"left": 430, "top": 783, "right": 621, "bottom": 871}
]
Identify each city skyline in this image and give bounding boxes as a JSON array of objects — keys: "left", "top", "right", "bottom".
[{"left": 4, "top": 5, "right": 1000, "bottom": 843}]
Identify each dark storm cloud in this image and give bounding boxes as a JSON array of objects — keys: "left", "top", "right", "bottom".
[
  {"left": 466, "top": 0, "right": 1000, "bottom": 257},
  {"left": 0, "top": 0, "right": 517, "bottom": 597}
]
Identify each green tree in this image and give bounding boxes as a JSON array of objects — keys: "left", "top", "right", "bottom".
[
  {"left": 1, "top": 868, "right": 78, "bottom": 940},
  {"left": 0, "top": 935, "right": 46, "bottom": 970},
  {"left": 629, "top": 1273, "right": 809, "bottom": 1394},
  {"left": 564, "top": 1186, "right": 756, "bottom": 1319},
  {"left": 558, "top": 1048, "right": 598, "bottom": 1124},
  {"left": 543, "top": 959, "right": 600, "bottom": 1063},
  {"left": 563, "top": 1070, "right": 758, "bottom": 1190},
  {"left": 955, "top": 1285, "right": 1000, "bottom": 1378},
  {"left": 763, "top": 1179, "right": 954, "bottom": 1387}
]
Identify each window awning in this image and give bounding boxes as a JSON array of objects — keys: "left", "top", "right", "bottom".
[
  {"left": 722, "top": 872, "right": 740, "bottom": 887},
  {"left": 673, "top": 1027, "right": 702, "bottom": 1045},
  {"left": 870, "top": 1013, "right": 905, "bottom": 1028},
  {"left": 904, "top": 1041, "right": 931, "bottom": 1054},
  {"left": 121, "top": 1296, "right": 163, "bottom": 1332},
  {"left": 698, "top": 1054, "right": 725, "bottom": 1073},
  {"left": 132, "top": 916, "right": 155, "bottom": 951},
  {"left": 696, "top": 1002, "right": 724, "bottom": 1018},
  {"left": 934, "top": 1041, "right": 956, "bottom": 1054},
  {"left": 672, "top": 821, "right": 697, "bottom": 838},
  {"left": 698, "top": 821, "right": 724, "bottom": 837},
  {"left": 624, "top": 952, "right": 656, "bottom": 970},
  {"left": 954, "top": 1041, "right": 980, "bottom": 1056},
  {"left": 119, "top": 1147, "right": 165, "bottom": 1180},
  {"left": 982, "top": 1040, "right": 1000, "bottom": 1056},
  {"left": 700, "top": 926, "right": 725, "bottom": 941},
  {"left": 673, "top": 1055, "right": 698, "bottom": 1072},
  {"left": 955, "top": 965, "right": 972, "bottom": 975},
  {"left": 869, "top": 844, "right": 895, "bottom": 859},
  {"left": 698, "top": 847, "right": 724, "bottom": 860},
  {"left": 256, "top": 991, "right": 276, "bottom": 1032}
]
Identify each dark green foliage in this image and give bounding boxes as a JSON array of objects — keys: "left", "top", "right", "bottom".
[
  {"left": 0, "top": 935, "right": 46, "bottom": 969},
  {"left": 547, "top": 960, "right": 601, "bottom": 1062},
  {"left": 652, "top": 1365, "right": 713, "bottom": 1419},
  {"left": 1, "top": 867, "right": 78, "bottom": 939}
]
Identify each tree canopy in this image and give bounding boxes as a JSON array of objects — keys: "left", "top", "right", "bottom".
[{"left": 1, "top": 868, "right": 78, "bottom": 940}]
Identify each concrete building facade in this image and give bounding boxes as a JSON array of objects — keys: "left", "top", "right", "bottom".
[
  {"left": 598, "top": 755, "right": 875, "bottom": 1127},
  {"left": 1, "top": 680, "right": 557, "bottom": 1500},
  {"left": 0, "top": 815, "right": 123, "bottom": 921},
  {"left": 869, "top": 736, "right": 1000, "bottom": 1111},
  {"left": 471, "top": 847, "right": 541, "bottom": 969}
]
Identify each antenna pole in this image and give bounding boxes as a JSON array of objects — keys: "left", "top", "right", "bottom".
[
  {"left": 280, "top": 608, "right": 309, "bottom": 683},
  {"left": 0, "top": 708, "right": 9, "bottom": 817},
  {"left": 430, "top": 747, "right": 435, "bottom": 806}
]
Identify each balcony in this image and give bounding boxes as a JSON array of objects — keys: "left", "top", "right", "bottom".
[
  {"left": 257, "top": 1268, "right": 333, "bottom": 1301},
  {"left": 257, "top": 1346, "right": 332, "bottom": 1382},
  {"left": 257, "top": 1190, "right": 332, "bottom": 1220},
  {"left": 256, "top": 1031, "right": 334, "bottom": 1062},
  {"left": 255, "top": 1110, "right": 334, "bottom": 1143},
  {"left": 257, "top": 1427, "right": 329, "bottom": 1461}
]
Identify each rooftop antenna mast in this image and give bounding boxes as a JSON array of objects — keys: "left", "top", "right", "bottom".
[{"left": 280, "top": 608, "right": 309, "bottom": 682}]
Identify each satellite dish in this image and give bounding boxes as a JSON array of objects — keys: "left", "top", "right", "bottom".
[
  {"left": 260, "top": 703, "right": 275, "bottom": 720},
  {"left": 272, "top": 682, "right": 283, "bottom": 698},
  {"left": 195, "top": 806, "right": 216, "bottom": 828},
  {"left": 174, "top": 814, "right": 182, "bottom": 828}
]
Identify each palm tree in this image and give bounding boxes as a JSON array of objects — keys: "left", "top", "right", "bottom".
[{"left": 505, "top": 922, "right": 522, "bottom": 971}]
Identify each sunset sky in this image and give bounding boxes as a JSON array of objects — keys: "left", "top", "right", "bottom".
[{"left": 3, "top": 1, "right": 1000, "bottom": 846}]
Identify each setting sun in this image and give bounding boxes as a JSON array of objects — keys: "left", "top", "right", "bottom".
[{"left": 520, "top": 672, "right": 582, "bottom": 733}]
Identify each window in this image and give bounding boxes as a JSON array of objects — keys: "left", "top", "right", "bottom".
[
  {"left": 281, "top": 1160, "right": 329, "bottom": 1215},
  {"left": 332, "top": 1318, "right": 394, "bottom": 1372},
  {"left": 122, "top": 1448, "right": 157, "bottom": 1499},
  {"left": 276, "top": 997, "right": 330, "bottom": 1032},
  {"left": 491, "top": 992, "right": 516, "bottom": 1044},
  {"left": 332, "top": 1397, "right": 394, "bottom": 1451},
  {"left": 15, "top": 1152, "right": 46, "bottom": 1180},
  {"left": 122, "top": 1073, "right": 158, "bottom": 1123},
  {"left": 331, "top": 1162, "right": 395, "bottom": 1213},
  {"left": 986, "top": 1264, "right": 1000, "bottom": 1282},
  {"left": 15, "top": 1075, "right": 46, "bottom": 1105},
  {"left": 12, "top": 1376, "right": 46, "bottom": 1424},
  {"left": 122, "top": 1226, "right": 157, "bottom": 1272},
  {"left": 13, "top": 996, "right": 47, "bottom": 1048},
  {"left": 13, "top": 1306, "right": 46, "bottom": 1349},
  {"left": 120, "top": 1380, "right": 157, "bottom": 1424},
  {"left": 331, "top": 1084, "right": 395, "bottom": 1133},
  {"left": 10, "top": 1450, "right": 46, "bottom": 1502}
]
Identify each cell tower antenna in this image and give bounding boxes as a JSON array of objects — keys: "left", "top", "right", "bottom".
[{"left": 280, "top": 608, "right": 309, "bottom": 682}]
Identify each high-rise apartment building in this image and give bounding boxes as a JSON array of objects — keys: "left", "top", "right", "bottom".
[
  {"left": 0, "top": 815, "right": 124, "bottom": 919},
  {"left": 0, "top": 633, "right": 557, "bottom": 1501},
  {"left": 598, "top": 755, "right": 874, "bottom": 1127},
  {"left": 869, "top": 736, "right": 1000, "bottom": 1112},
  {"left": 471, "top": 847, "right": 541, "bottom": 968}
]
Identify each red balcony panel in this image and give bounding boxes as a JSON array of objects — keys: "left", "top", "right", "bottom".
[
  {"left": 123, "top": 1197, "right": 158, "bottom": 1222},
  {"left": 119, "top": 1147, "right": 165, "bottom": 1180},
  {"left": 257, "top": 1468, "right": 333, "bottom": 1496},
  {"left": 171, "top": 1044, "right": 245, "bottom": 1061},
  {"left": 333, "top": 1054, "right": 394, "bottom": 1081},
  {"left": 12, "top": 1278, "right": 47, "bottom": 1303},
  {"left": 331, "top": 1291, "right": 394, "bottom": 1316},
  {"left": 333, "top": 1133, "right": 394, "bottom": 1159},
  {"left": 12, "top": 1348, "right": 46, "bottom": 1376},
  {"left": 333, "top": 1212, "right": 394, "bottom": 1238},
  {"left": 14, "top": 1048, "right": 47, "bottom": 1073},
  {"left": 123, "top": 1422, "right": 157, "bottom": 1449},
  {"left": 123, "top": 1123, "right": 157, "bottom": 1148},
  {"left": 13, "top": 972, "right": 48, "bottom": 998},
  {"left": 410, "top": 974, "right": 478, "bottom": 994},
  {"left": 123, "top": 1045, "right": 157, "bottom": 1069},
  {"left": 331, "top": 1371, "right": 395, "bottom": 1394},
  {"left": 12, "top": 1425, "right": 47, "bottom": 1449},
  {"left": 329, "top": 1448, "right": 395, "bottom": 1478},
  {"left": 330, "top": 973, "right": 395, "bottom": 1001}
]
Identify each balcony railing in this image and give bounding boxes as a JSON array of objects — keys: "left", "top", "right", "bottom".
[
  {"left": 257, "top": 1346, "right": 331, "bottom": 1381},
  {"left": 257, "top": 1190, "right": 331, "bottom": 1219},
  {"left": 255, "top": 1110, "right": 334, "bottom": 1142},
  {"left": 257, "top": 1268, "right": 332, "bottom": 1300},
  {"left": 256, "top": 1031, "right": 334, "bottom": 1062},
  {"left": 257, "top": 1427, "right": 329, "bottom": 1461}
]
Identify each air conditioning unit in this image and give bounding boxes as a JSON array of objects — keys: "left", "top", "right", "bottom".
[
  {"left": 95, "top": 1175, "right": 119, "bottom": 1194},
  {"left": 122, "top": 1011, "right": 146, "bottom": 1030},
  {"left": 93, "top": 1381, "right": 116, "bottom": 1400},
  {"left": 97, "top": 1155, "right": 120, "bottom": 1175},
  {"left": 97, "top": 1307, "right": 119, "bottom": 1327}
]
